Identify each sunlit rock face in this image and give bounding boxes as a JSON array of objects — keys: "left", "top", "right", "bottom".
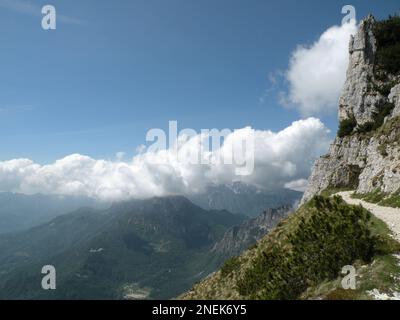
[{"left": 302, "top": 15, "right": 400, "bottom": 204}]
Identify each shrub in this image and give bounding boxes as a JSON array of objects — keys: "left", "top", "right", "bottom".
[
  {"left": 378, "top": 144, "right": 389, "bottom": 157},
  {"left": 220, "top": 256, "right": 241, "bottom": 277},
  {"left": 338, "top": 117, "right": 357, "bottom": 137},
  {"left": 353, "top": 188, "right": 400, "bottom": 208},
  {"left": 377, "top": 80, "right": 398, "bottom": 97},
  {"left": 356, "top": 121, "right": 375, "bottom": 134},
  {"left": 375, "top": 15, "right": 400, "bottom": 75},
  {"left": 236, "top": 196, "right": 380, "bottom": 299},
  {"left": 364, "top": 189, "right": 386, "bottom": 203},
  {"left": 380, "top": 195, "right": 400, "bottom": 208},
  {"left": 373, "top": 102, "right": 395, "bottom": 127}
]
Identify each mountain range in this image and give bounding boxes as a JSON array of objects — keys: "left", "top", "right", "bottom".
[
  {"left": 0, "top": 192, "right": 104, "bottom": 234},
  {"left": 0, "top": 182, "right": 301, "bottom": 236},
  {"left": 187, "top": 182, "right": 301, "bottom": 217},
  {"left": 0, "top": 188, "right": 295, "bottom": 300},
  {"left": 0, "top": 196, "right": 244, "bottom": 299}
]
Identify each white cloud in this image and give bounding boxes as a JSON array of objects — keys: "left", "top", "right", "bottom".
[
  {"left": 0, "top": 118, "right": 330, "bottom": 201},
  {"left": 284, "top": 179, "right": 309, "bottom": 192},
  {"left": 283, "top": 21, "right": 357, "bottom": 116}
]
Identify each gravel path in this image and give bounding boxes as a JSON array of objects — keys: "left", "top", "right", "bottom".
[{"left": 335, "top": 191, "right": 400, "bottom": 242}]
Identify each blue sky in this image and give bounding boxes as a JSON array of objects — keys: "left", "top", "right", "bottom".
[{"left": 0, "top": 0, "right": 399, "bottom": 163}]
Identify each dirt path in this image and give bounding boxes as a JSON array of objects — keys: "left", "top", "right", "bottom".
[{"left": 335, "top": 191, "right": 400, "bottom": 242}]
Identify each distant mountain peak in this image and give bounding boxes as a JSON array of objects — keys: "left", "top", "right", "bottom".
[{"left": 188, "top": 182, "right": 302, "bottom": 217}]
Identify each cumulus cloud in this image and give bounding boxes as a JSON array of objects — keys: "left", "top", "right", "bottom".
[
  {"left": 0, "top": 118, "right": 330, "bottom": 201},
  {"left": 283, "top": 21, "right": 357, "bottom": 115}
]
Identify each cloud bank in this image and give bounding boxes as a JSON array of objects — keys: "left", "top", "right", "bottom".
[
  {"left": 0, "top": 118, "right": 330, "bottom": 201},
  {"left": 283, "top": 21, "right": 357, "bottom": 116}
]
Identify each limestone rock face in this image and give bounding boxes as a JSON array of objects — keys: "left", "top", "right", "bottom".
[
  {"left": 339, "top": 15, "right": 385, "bottom": 125},
  {"left": 211, "top": 206, "right": 292, "bottom": 259},
  {"left": 302, "top": 15, "right": 400, "bottom": 204},
  {"left": 390, "top": 84, "right": 400, "bottom": 117},
  {"left": 302, "top": 132, "right": 400, "bottom": 203}
]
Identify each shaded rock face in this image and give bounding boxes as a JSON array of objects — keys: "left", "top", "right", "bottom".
[
  {"left": 212, "top": 206, "right": 292, "bottom": 260},
  {"left": 302, "top": 16, "right": 400, "bottom": 203}
]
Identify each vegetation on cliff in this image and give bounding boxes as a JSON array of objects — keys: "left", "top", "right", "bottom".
[
  {"left": 375, "top": 14, "right": 400, "bottom": 75},
  {"left": 338, "top": 117, "right": 357, "bottom": 138}
]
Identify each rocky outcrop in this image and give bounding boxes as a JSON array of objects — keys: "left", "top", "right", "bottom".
[
  {"left": 302, "top": 15, "right": 400, "bottom": 203},
  {"left": 338, "top": 15, "right": 384, "bottom": 125},
  {"left": 212, "top": 206, "right": 292, "bottom": 260},
  {"left": 303, "top": 130, "right": 400, "bottom": 203}
]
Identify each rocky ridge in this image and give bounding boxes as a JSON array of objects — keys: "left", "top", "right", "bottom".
[{"left": 211, "top": 206, "right": 292, "bottom": 259}]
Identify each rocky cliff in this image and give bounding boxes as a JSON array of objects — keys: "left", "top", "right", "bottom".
[
  {"left": 302, "top": 15, "right": 400, "bottom": 203},
  {"left": 211, "top": 206, "right": 292, "bottom": 260}
]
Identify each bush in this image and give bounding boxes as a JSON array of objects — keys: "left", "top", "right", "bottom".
[
  {"left": 377, "top": 80, "right": 398, "bottom": 97},
  {"left": 338, "top": 117, "right": 357, "bottom": 137},
  {"left": 373, "top": 102, "right": 395, "bottom": 128},
  {"left": 356, "top": 121, "right": 375, "bottom": 134},
  {"left": 220, "top": 256, "right": 241, "bottom": 277},
  {"left": 353, "top": 188, "right": 400, "bottom": 208},
  {"left": 364, "top": 189, "right": 386, "bottom": 203},
  {"left": 380, "top": 195, "right": 400, "bottom": 208},
  {"left": 375, "top": 15, "right": 400, "bottom": 75},
  {"left": 236, "top": 196, "right": 379, "bottom": 299},
  {"left": 378, "top": 44, "right": 400, "bottom": 75}
]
